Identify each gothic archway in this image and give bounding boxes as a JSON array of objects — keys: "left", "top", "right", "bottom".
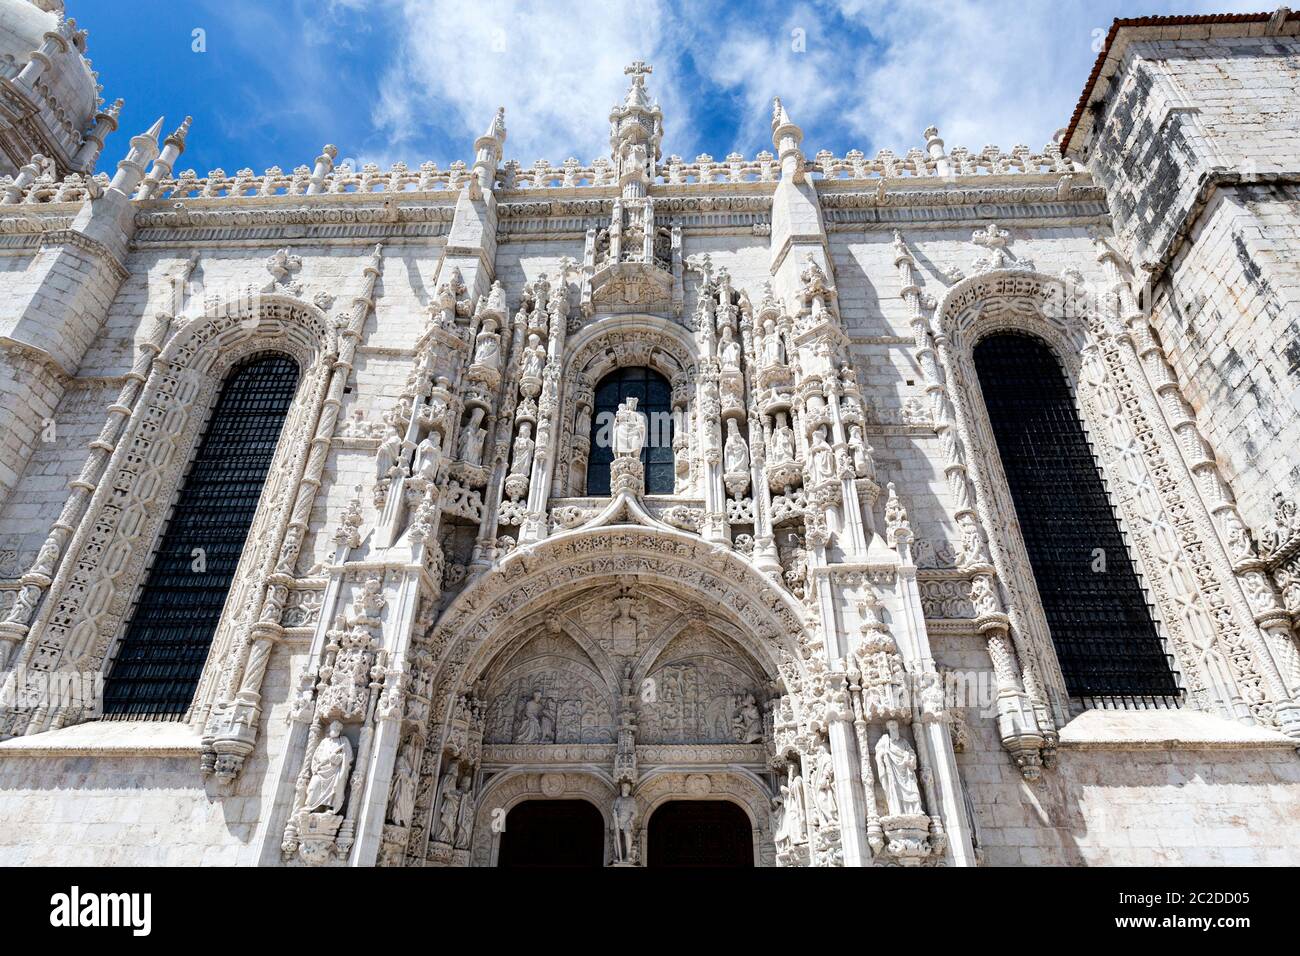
[
  {"left": 404, "top": 524, "right": 810, "bottom": 866},
  {"left": 932, "top": 268, "right": 1272, "bottom": 725},
  {"left": 6, "top": 293, "right": 334, "bottom": 737},
  {"left": 559, "top": 317, "right": 697, "bottom": 496}
]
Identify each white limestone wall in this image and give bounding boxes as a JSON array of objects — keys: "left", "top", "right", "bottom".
[
  {"left": 1153, "top": 184, "right": 1300, "bottom": 530},
  {"left": 0, "top": 639, "right": 307, "bottom": 865},
  {"left": 933, "top": 633, "right": 1300, "bottom": 865},
  {"left": 1080, "top": 30, "right": 1300, "bottom": 530},
  {"left": 831, "top": 226, "right": 1108, "bottom": 550}
]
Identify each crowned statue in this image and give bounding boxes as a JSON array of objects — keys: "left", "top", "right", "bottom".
[{"left": 612, "top": 397, "right": 647, "bottom": 458}]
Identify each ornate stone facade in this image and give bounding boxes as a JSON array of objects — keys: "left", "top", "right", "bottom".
[{"left": 0, "top": 9, "right": 1299, "bottom": 867}]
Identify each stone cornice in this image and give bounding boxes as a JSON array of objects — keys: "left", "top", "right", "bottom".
[{"left": 40, "top": 228, "right": 130, "bottom": 281}]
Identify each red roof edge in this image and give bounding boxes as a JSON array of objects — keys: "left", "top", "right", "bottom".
[{"left": 1060, "top": 11, "right": 1293, "bottom": 155}]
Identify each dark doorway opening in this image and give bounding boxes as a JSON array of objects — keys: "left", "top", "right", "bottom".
[
  {"left": 647, "top": 800, "right": 753, "bottom": 867},
  {"left": 496, "top": 799, "right": 605, "bottom": 867}
]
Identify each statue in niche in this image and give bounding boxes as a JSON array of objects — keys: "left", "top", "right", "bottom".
[
  {"left": 304, "top": 721, "right": 352, "bottom": 815},
  {"left": 723, "top": 419, "right": 749, "bottom": 474},
  {"left": 809, "top": 426, "right": 835, "bottom": 483},
  {"left": 771, "top": 420, "right": 796, "bottom": 464},
  {"left": 387, "top": 743, "right": 418, "bottom": 827},
  {"left": 771, "top": 795, "right": 787, "bottom": 853},
  {"left": 509, "top": 422, "right": 535, "bottom": 477},
  {"left": 514, "top": 690, "right": 557, "bottom": 743},
  {"left": 613, "top": 781, "right": 638, "bottom": 863},
  {"left": 434, "top": 772, "right": 462, "bottom": 844},
  {"left": 485, "top": 279, "right": 507, "bottom": 316},
  {"left": 847, "top": 424, "right": 874, "bottom": 479},
  {"left": 718, "top": 324, "right": 742, "bottom": 372},
  {"left": 777, "top": 771, "right": 807, "bottom": 846},
  {"left": 414, "top": 431, "right": 443, "bottom": 481},
  {"left": 376, "top": 426, "right": 403, "bottom": 482},
  {"left": 762, "top": 318, "right": 785, "bottom": 366},
  {"left": 612, "top": 397, "right": 647, "bottom": 458},
  {"left": 521, "top": 333, "right": 546, "bottom": 381},
  {"left": 574, "top": 403, "right": 592, "bottom": 441},
  {"left": 455, "top": 775, "right": 476, "bottom": 848},
  {"left": 460, "top": 407, "right": 487, "bottom": 465},
  {"left": 810, "top": 742, "right": 838, "bottom": 827},
  {"left": 875, "top": 720, "right": 923, "bottom": 817},
  {"left": 733, "top": 692, "right": 763, "bottom": 743},
  {"left": 472, "top": 319, "right": 501, "bottom": 370}
]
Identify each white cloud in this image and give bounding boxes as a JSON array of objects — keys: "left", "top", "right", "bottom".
[
  {"left": 373, "top": 0, "right": 691, "bottom": 165},
  {"left": 360, "top": 0, "right": 1276, "bottom": 168}
]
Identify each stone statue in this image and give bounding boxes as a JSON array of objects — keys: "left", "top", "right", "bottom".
[
  {"left": 613, "top": 780, "right": 638, "bottom": 863},
  {"left": 387, "top": 744, "right": 418, "bottom": 827},
  {"left": 575, "top": 403, "right": 592, "bottom": 440},
  {"left": 874, "top": 720, "right": 923, "bottom": 817},
  {"left": 376, "top": 426, "right": 403, "bottom": 482},
  {"left": 809, "top": 427, "right": 835, "bottom": 483},
  {"left": 454, "top": 775, "right": 476, "bottom": 848},
  {"left": 612, "top": 397, "right": 647, "bottom": 458},
  {"left": 485, "top": 279, "right": 507, "bottom": 316},
  {"left": 848, "top": 424, "right": 874, "bottom": 478},
  {"left": 521, "top": 333, "right": 545, "bottom": 381},
  {"left": 771, "top": 795, "right": 788, "bottom": 852},
  {"left": 304, "top": 721, "right": 352, "bottom": 815},
  {"left": 771, "top": 421, "right": 795, "bottom": 464},
  {"left": 414, "top": 431, "right": 443, "bottom": 481},
  {"left": 435, "top": 772, "right": 462, "bottom": 844},
  {"left": 762, "top": 318, "right": 785, "bottom": 366},
  {"left": 733, "top": 692, "right": 763, "bottom": 743},
  {"left": 778, "top": 772, "right": 807, "bottom": 846},
  {"left": 719, "top": 325, "right": 742, "bottom": 372},
  {"left": 514, "top": 690, "right": 556, "bottom": 743},
  {"left": 472, "top": 321, "right": 501, "bottom": 370},
  {"left": 460, "top": 407, "right": 486, "bottom": 466},
  {"left": 810, "top": 742, "right": 838, "bottom": 827},
  {"left": 723, "top": 418, "right": 749, "bottom": 474},
  {"left": 509, "top": 422, "right": 535, "bottom": 477}
]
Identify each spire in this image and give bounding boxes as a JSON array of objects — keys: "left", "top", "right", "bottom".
[
  {"left": 108, "top": 115, "right": 162, "bottom": 195},
  {"left": 609, "top": 61, "right": 663, "bottom": 190},
  {"left": 138, "top": 116, "right": 192, "bottom": 199},
  {"left": 472, "top": 106, "right": 506, "bottom": 192},
  {"left": 771, "top": 97, "right": 804, "bottom": 179},
  {"left": 167, "top": 115, "right": 192, "bottom": 149}
]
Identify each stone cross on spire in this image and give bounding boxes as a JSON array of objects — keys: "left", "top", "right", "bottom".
[{"left": 625, "top": 60, "right": 652, "bottom": 81}]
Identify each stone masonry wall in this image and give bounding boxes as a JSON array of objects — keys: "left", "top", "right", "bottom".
[{"left": 1082, "top": 31, "right": 1300, "bottom": 529}]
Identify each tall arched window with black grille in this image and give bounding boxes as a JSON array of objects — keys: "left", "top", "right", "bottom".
[
  {"left": 586, "top": 366, "right": 675, "bottom": 496},
  {"left": 102, "top": 352, "right": 300, "bottom": 718},
  {"left": 972, "top": 332, "right": 1180, "bottom": 706}
]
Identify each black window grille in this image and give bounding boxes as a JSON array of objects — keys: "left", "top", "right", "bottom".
[
  {"left": 586, "top": 366, "right": 675, "bottom": 496},
  {"left": 972, "top": 332, "right": 1180, "bottom": 706},
  {"left": 102, "top": 353, "right": 299, "bottom": 718}
]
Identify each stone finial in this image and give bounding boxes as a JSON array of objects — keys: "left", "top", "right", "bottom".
[{"left": 168, "top": 115, "right": 193, "bottom": 148}]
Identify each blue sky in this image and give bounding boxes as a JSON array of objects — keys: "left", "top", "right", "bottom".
[{"left": 71, "top": 0, "right": 1264, "bottom": 177}]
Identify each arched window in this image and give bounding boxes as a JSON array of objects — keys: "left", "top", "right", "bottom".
[
  {"left": 586, "top": 366, "right": 674, "bottom": 496},
  {"left": 973, "top": 333, "right": 1179, "bottom": 705},
  {"left": 103, "top": 353, "right": 300, "bottom": 718}
]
